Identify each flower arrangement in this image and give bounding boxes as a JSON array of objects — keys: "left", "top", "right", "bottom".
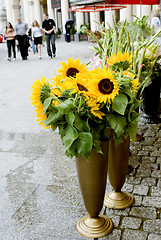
[
  {"left": 31, "top": 53, "right": 141, "bottom": 159},
  {"left": 89, "top": 17, "right": 161, "bottom": 87}
]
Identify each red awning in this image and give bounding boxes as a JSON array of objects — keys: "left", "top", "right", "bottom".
[
  {"left": 109, "top": 0, "right": 160, "bottom": 4},
  {"left": 69, "top": 2, "right": 126, "bottom": 12}
]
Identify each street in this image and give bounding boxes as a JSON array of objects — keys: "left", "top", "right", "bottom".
[{"left": 0, "top": 39, "right": 161, "bottom": 240}]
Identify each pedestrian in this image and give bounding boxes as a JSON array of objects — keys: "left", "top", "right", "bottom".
[
  {"left": 28, "top": 26, "right": 36, "bottom": 54},
  {"left": 42, "top": 13, "right": 56, "bottom": 58},
  {"left": 4, "top": 22, "right": 16, "bottom": 61},
  {"left": 14, "top": 16, "right": 28, "bottom": 60},
  {"left": 32, "top": 20, "right": 42, "bottom": 59}
]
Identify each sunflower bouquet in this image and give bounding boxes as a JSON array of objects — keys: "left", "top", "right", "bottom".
[{"left": 31, "top": 54, "right": 140, "bottom": 159}]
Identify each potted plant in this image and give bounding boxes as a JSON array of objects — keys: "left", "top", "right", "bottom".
[
  {"left": 70, "top": 25, "right": 77, "bottom": 41},
  {"left": 56, "top": 27, "right": 62, "bottom": 38},
  {"left": 88, "top": 17, "right": 161, "bottom": 208},
  {"left": 79, "top": 23, "right": 89, "bottom": 40},
  {"left": 31, "top": 46, "right": 145, "bottom": 235}
]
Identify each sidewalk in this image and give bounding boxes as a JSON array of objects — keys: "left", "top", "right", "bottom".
[{"left": 0, "top": 40, "right": 161, "bottom": 240}]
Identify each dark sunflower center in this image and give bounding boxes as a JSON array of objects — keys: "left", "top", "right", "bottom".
[
  {"left": 98, "top": 78, "right": 114, "bottom": 94},
  {"left": 77, "top": 83, "right": 88, "bottom": 92},
  {"left": 66, "top": 68, "right": 79, "bottom": 77}
]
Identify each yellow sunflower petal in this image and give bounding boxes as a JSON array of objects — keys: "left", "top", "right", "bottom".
[{"left": 88, "top": 67, "right": 119, "bottom": 104}]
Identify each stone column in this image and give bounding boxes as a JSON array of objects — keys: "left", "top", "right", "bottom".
[
  {"left": 47, "top": 0, "right": 55, "bottom": 20},
  {"left": 5, "top": 0, "right": 14, "bottom": 23},
  {"left": 76, "top": 12, "right": 84, "bottom": 33},
  {"left": 142, "top": 5, "right": 151, "bottom": 20},
  {"left": 90, "top": 12, "right": 100, "bottom": 32},
  {"left": 28, "top": 0, "right": 34, "bottom": 26},
  {"left": 60, "top": 0, "right": 69, "bottom": 34},
  {"left": 57, "top": 11, "right": 62, "bottom": 30},
  {"left": 11, "top": 0, "right": 20, "bottom": 26},
  {"left": 23, "top": 0, "right": 31, "bottom": 25},
  {"left": 105, "top": 10, "right": 116, "bottom": 28},
  {"left": 34, "top": 0, "right": 41, "bottom": 25},
  {"left": 120, "top": 5, "right": 132, "bottom": 22},
  {"left": 0, "top": 8, "right": 7, "bottom": 33}
]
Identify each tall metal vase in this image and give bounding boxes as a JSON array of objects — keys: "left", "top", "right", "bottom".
[
  {"left": 104, "top": 137, "right": 134, "bottom": 209},
  {"left": 76, "top": 141, "right": 113, "bottom": 238}
]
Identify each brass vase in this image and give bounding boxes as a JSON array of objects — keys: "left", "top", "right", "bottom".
[
  {"left": 104, "top": 137, "right": 134, "bottom": 209},
  {"left": 76, "top": 141, "right": 113, "bottom": 238}
]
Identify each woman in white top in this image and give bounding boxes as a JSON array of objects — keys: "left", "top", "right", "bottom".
[{"left": 32, "top": 20, "right": 42, "bottom": 59}]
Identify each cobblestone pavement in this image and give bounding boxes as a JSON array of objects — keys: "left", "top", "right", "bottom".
[{"left": 0, "top": 40, "right": 161, "bottom": 240}]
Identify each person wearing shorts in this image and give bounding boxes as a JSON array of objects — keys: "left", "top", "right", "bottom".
[{"left": 32, "top": 20, "right": 42, "bottom": 59}]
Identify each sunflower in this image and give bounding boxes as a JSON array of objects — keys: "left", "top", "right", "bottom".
[
  {"left": 131, "top": 78, "right": 140, "bottom": 92},
  {"left": 31, "top": 78, "right": 52, "bottom": 106},
  {"left": 35, "top": 105, "right": 50, "bottom": 129},
  {"left": 107, "top": 52, "right": 132, "bottom": 72},
  {"left": 57, "top": 58, "right": 89, "bottom": 79},
  {"left": 123, "top": 71, "right": 135, "bottom": 79},
  {"left": 89, "top": 67, "right": 119, "bottom": 104},
  {"left": 87, "top": 98, "right": 105, "bottom": 119},
  {"left": 31, "top": 78, "right": 51, "bottom": 128}
]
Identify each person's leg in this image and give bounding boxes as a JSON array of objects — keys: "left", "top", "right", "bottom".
[
  {"left": 23, "top": 35, "right": 28, "bottom": 58},
  {"left": 7, "top": 40, "right": 11, "bottom": 59},
  {"left": 37, "top": 44, "right": 41, "bottom": 58},
  {"left": 31, "top": 39, "right": 36, "bottom": 53},
  {"left": 17, "top": 36, "right": 25, "bottom": 59},
  {"left": 51, "top": 34, "right": 56, "bottom": 56},
  {"left": 11, "top": 39, "right": 16, "bottom": 59},
  {"left": 45, "top": 35, "right": 52, "bottom": 57}
]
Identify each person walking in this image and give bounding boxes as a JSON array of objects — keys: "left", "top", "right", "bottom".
[
  {"left": 4, "top": 22, "right": 16, "bottom": 61},
  {"left": 42, "top": 13, "right": 56, "bottom": 58},
  {"left": 32, "top": 20, "right": 42, "bottom": 59},
  {"left": 28, "top": 26, "right": 36, "bottom": 54},
  {"left": 14, "top": 17, "right": 28, "bottom": 60}
]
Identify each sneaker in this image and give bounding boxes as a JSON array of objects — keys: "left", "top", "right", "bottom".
[
  {"left": 7, "top": 58, "right": 11, "bottom": 61},
  {"left": 53, "top": 54, "right": 56, "bottom": 57},
  {"left": 13, "top": 58, "right": 16, "bottom": 61},
  {"left": 48, "top": 55, "right": 52, "bottom": 59},
  {"left": 39, "top": 56, "right": 41, "bottom": 59}
]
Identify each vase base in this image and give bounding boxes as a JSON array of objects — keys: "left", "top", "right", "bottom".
[
  {"left": 104, "top": 191, "right": 135, "bottom": 209},
  {"left": 140, "top": 113, "right": 161, "bottom": 124},
  {"left": 76, "top": 214, "right": 113, "bottom": 238}
]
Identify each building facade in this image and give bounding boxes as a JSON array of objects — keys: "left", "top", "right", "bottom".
[{"left": 1, "top": 0, "right": 159, "bottom": 34}]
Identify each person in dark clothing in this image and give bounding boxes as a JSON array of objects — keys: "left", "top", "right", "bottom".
[
  {"left": 42, "top": 13, "right": 56, "bottom": 58},
  {"left": 14, "top": 17, "right": 28, "bottom": 60}
]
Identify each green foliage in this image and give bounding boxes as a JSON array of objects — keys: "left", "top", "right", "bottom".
[
  {"left": 80, "top": 24, "right": 89, "bottom": 34},
  {"left": 56, "top": 27, "right": 62, "bottom": 35},
  {"left": 70, "top": 26, "right": 77, "bottom": 34},
  {"left": 131, "top": 15, "right": 152, "bottom": 40}
]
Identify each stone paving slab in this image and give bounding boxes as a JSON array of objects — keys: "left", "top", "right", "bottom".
[{"left": 0, "top": 40, "right": 161, "bottom": 239}]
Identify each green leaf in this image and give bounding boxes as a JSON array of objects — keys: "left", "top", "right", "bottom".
[
  {"left": 43, "top": 111, "right": 63, "bottom": 126},
  {"left": 62, "top": 124, "right": 78, "bottom": 148},
  {"left": 43, "top": 97, "right": 51, "bottom": 114},
  {"left": 58, "top": 99, "right": 75, "bottom": 114},
  {"left": 112, "top": 94, "right": 128, "bottom": 115},
  {"left": 66, "top": 112, "right": 75, "bottom": 125},
  {"left": 75, "top": 132, "right": 93, "bottom": 159},
  {"left": 127, "top": 111, "right": 139, "bottom": 142},
  {"left": 74, "top": 113, "right": 90, "bottom": 132},
  {"left": 128, "top": 122, "right": 138, "bottom": 142},
  {"left": 133, "top": 98, "right": 142, "bottom": 109},
  {"left": 91, "top": 127, "right": 103, "bottom": 154},
  {"left": 106, "top": 113, "right": 126, "bottom": 136}
]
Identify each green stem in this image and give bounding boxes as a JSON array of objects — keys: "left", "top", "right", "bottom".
[{"left": 48, "top": 93, "right": 61, "bottom": 103}]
